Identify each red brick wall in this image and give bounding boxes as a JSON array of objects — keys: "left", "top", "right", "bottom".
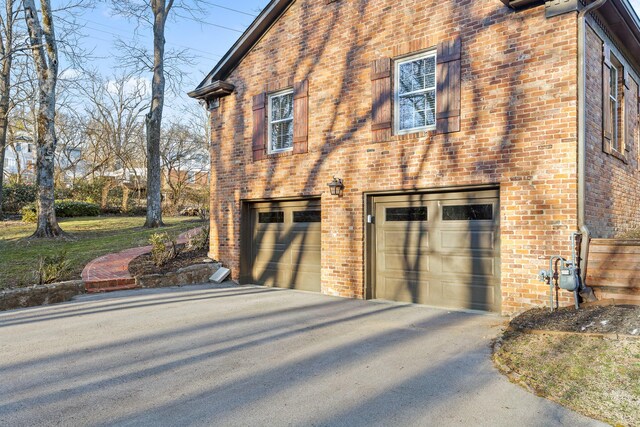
[
  {"left": 585, "top": 23, "right": 640, "bottom": 238},
  {"left": 208, "top": 0, "right": 580, "bottom": 314}
]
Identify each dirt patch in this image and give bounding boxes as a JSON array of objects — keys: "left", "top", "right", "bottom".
[
  {"left": 510, "top": 305, "right": 640, "bottom": 336},
  {"left": 129, "top": 246, "right": 211, "bottom": 277}
]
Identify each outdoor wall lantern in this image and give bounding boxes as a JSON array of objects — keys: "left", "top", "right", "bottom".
[
  {"left": 327, "top": 177, "right": 344, "bottom": 197},
  {"left": 206, "top": 98, "right": 219, "bottom": 111},
  {"left": 200, "top": 98, "right": 219, "bottom": 111}
]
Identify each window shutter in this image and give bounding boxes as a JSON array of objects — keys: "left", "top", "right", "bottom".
[
  {"left": 436, "top": 37, "right": 462, "bottom": 134},
  {"left": 602, "top": 44, "right": 613, "bottom": 154},
  {"left": 252, "top": 92, "right": 267, "bottom": 161},
  {"left": 624, "top": 71, "right": 632, "bottom": 152},
  {"left": 371, "top": 57, "right": 392, "bottom": 142},
  {"left": 293, "top": 80, "right": 309, "bottom": 154}
]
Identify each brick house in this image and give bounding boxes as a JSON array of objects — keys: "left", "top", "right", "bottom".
[{"left": 189, "top": 0, "right": 640, "bottom": 314}]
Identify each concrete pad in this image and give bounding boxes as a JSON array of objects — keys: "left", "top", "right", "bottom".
[{"left": 0, "top": 284, "right": 605, "bottom": 426}]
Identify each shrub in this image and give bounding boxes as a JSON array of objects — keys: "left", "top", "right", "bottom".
[
  {"left": 126, "top": 206, "right": 147, "bottom": 216},
  {"left": 187, "top": 226, "right": 210, "bottom": 252},
  {"left": 55, "top": 200, "right": 101, "bottom": 217},
  {"left": 21, "top": 205, "right": 37, "bottom": 223},
  {"left": 100, "top": 206, "right": 123, "bottom": 215},
  {"left": 2, "top": 183, "right": 37, "bottom": 213},
  {"left": 35, "top": 251, "right": 71, "bottom": 285},
  {"left": 149, "top": 232, "right": 180, "bottom": 267},
  {"left": 21, "top": 200, "right": 101, "bottom": 222}
]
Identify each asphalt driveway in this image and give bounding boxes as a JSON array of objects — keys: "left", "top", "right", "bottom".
[{"left": 0, "top": 284, "right": 604, "bottom": 426}]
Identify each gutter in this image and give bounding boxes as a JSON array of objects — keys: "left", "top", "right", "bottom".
[{"left": 578, "top": 0, "right": 608, "bottom": 285}]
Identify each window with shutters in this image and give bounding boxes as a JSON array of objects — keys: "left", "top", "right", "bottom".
[
  {"left": 395, "top": 52, "right": 437, "bottom": 134},
  {"left": 372, "top": 37, "right": 460, "bottom": 140},
  {"left": 268, "top": 89, "right": 294, "bottom": 153},
  {"left": 609, "top": 62, "right": 619, "bottom": 150},
  {"left": 603, "top": 46, "right": 630, "bottom": 160}
]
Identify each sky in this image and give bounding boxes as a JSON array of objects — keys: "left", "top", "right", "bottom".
[
  {"left": 63, "top": 0, "right": 640, "bottom": 116},
  {"left": 59, "top": 0, "right": 270, "bottom": 115}
]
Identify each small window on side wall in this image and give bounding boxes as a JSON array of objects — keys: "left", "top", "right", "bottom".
[
  {"left": 268, "top": 89, "right": 294, "bottom": 153},
  {"left": 395, "top": 52, "right": 437, "bottom": 134},
  {"left": 603, "top": 45, "right": 631, "bottom": 160}
]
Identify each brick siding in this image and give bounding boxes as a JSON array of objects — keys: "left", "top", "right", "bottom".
[
  {"left": 208, "top": 0, "right": 580, "bottom": 314},
  {"left": 584, "top": 24, "right": 640, "bottom": 238}
]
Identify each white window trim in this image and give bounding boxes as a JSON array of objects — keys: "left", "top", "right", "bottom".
[
  {"left": 394, "top": 50, "right": 437, "bottom": 135},
  {"left": 267, "top": 88, "right": 294, "bottom": 154}
]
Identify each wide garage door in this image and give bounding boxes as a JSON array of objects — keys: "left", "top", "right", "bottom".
[
  {"left": 372, "top": 189, "right": 500, "bottom": 312},
  {"left": 247, "top": 200, "right": 321, "bottom": 292}
]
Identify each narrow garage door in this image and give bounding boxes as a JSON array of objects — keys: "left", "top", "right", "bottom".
[
  {"left": 248, "top": 200, "right": 321, "bottom": 292},
  {"left": 373, "top": 190, "right": 500, "bottom": 312}
]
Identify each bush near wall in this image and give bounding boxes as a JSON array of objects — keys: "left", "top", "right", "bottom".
[
  {"left": 2, "top": 183, "right": 37, "bottom": 213},
  {"left": 21, "top": 200, "right": 101, "bottom": 222}
]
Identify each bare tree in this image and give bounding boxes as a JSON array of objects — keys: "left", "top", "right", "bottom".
[
  {"left": 22, "top": 0, "right": 64, "bottom": 237},
  {"left": 160, "top": 120, "right": 208, "bottom": 211},
  {"left": 80, "top": 72, "right": 147, "bottom": 208},
  {"left": 0, "top": 0, "right": 20, "bottom": 215},
  {"left": 54, "top": 112, "right": 85, "bottom": 186},
  {"left": 109, "top": 0, "right": 206, "bottom": 227}
]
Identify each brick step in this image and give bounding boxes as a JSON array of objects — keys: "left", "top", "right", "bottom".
[{"left": 85, "top": 278, "right": 137, "bottom": 293}]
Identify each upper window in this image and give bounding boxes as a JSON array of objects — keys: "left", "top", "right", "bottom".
[
  {"left": 395, "top": 52, "right": 437, "bottom": 134},
  {"left": 609, "top": 59, "right": 621, "bottom": 152},
  {"left": 268, "top": 89, "right": 294, "bottom": 153}
]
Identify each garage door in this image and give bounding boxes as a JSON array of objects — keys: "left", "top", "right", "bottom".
[
  {"left": 247, "top": 200, "right": 321, "bottom": 292},
  {"left": 372, "top": 190, "right": 500, "bottom": 312}
]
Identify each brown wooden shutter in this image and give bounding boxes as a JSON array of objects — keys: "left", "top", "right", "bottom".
[
  {"left": 293, "top": 80, "right": 309, "bottom": 154},
  {"left": 602, "top": 44, "right": 613, "bottom": 154},
  {"left": 371, "top": 58, "right": 392, "bottom": 143},
  {"left": 436, "top": 37, "right": 462, "bottom": 134},
  {"left": 252, "top": 92, "right": 267, "bottom": 161},
  {"left": 624, "top": 70, "right": 632, "bottom": 152}
]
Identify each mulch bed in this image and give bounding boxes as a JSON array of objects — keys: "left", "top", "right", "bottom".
[
  {"left": 129, "top": 246, "right": 211, "bottom": 277},
  {"left": 510, "top": 304, "right": 640, "bottom": 336}
]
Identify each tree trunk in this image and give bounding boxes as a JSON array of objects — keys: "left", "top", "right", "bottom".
[
  {"left": 23, "top": 0, "right": 64, "bottom": 238},
  {"left": 0, "top": 0, "right": 15, "bottom": 217},
  {"left": 101, "top": 179, "right": 113, "bottom": 209},
  {"left": 121, "top": 184, "right": 129, "bottom": 212},
  {"left": 32, "top": 87, "right": 62, "bottom": 237},
  {"left": 0, "top": 119, "right": 6, "bottom": 216},
  {"left": 144, "top": 0, "right": 169, "bottom": 228}
]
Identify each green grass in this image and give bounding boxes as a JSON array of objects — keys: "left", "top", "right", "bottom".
[
  {"left": 494, "top": 332, "right": 640, "bottom": 426},
  {"left": 0, "top": 216, "right": 204, "bottom": 289}
]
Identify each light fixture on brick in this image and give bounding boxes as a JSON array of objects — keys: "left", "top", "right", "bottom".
[{"left": 327, "top": 177, "right": 344, "bottom": 197}]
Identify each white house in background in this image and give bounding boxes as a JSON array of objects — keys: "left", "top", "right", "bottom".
[{"left": 3, "top": 133, "right": 35, "bottom": 182}]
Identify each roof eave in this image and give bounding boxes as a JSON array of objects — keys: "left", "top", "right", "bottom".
[
  {"left": 192, "top": 0, "right": 295, "bottom": 92},
  {"left": 500, "top": 0, "right": 545, "bottom": 9},
  {"left": 187, "top": 80, "right": 235, "bottom": 100},
  {"left": 596, "top": 0, "right": 640, "bottom": 71}
]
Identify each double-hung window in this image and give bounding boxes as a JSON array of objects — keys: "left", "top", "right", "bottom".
[
  {"left": 609, "top": 62, "right": 620, "bottom": 151},
  {"left": 395, "top": 52, "right": 437, "bottom": 134},
  {"left": 268, "top": 89, "right": 294, "bottom": 153}
]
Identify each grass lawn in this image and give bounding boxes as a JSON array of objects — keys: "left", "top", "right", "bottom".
[
  {"left": 0, "top": 216, "right": 204, "bottom": 289},
  {"left": 494, "top": 332, "right": 640, "bottom": 426}
]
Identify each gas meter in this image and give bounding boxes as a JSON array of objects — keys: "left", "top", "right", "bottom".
[{"left": 538, "top": 232, "right": 583, "bottom": 311}]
